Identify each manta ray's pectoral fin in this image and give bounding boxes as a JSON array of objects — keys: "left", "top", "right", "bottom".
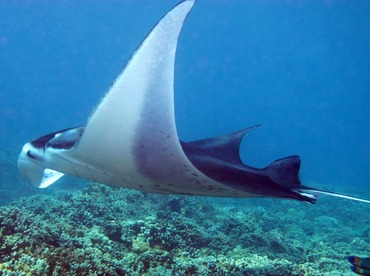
[{"left": 187, "top": 125, "right": 261, "bottom": 163}]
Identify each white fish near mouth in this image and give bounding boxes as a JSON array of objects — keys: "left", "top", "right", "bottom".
[{"left": 18, "top": 0, "right": 370, "bottom": 204}]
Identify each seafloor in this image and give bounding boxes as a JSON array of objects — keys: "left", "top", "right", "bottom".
[{"left": 1, "top": 151, "right": 369, "bottom": 275}]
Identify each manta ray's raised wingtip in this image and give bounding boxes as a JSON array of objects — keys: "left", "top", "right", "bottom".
[{"left": 64, "top": 0, "right": 198, "bottom": 188}]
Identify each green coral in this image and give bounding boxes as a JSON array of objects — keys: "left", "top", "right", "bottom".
[{"left": 0, "top": 183, "right": 369, "bottom": 275}]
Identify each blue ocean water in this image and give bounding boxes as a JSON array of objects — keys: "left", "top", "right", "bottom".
[
  {"left": 1, "top": 0, "right": 369, "bottom": 198},
  {"left": 1, "top": 2, "right": 370, "bottom": 274}
]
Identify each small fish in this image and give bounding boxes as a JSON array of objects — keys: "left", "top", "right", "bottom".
[{"left": 348, "top": 256, "right": 370, "bottom": 275}]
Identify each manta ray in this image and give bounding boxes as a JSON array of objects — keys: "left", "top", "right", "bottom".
[{"left": 18, "top": 0, "right": 370, "bottom": 204}]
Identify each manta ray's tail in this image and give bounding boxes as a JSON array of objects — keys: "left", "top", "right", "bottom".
[
  {"left": 296, "top": 187, "right": 370, "bottom": 204},
  {"left": 266, "top": 156, "right": 370, "bottom": 204}
]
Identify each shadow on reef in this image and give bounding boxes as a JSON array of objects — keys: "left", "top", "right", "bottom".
[{"left": 0, "top": 182, "right": 369, "bottom": 275}]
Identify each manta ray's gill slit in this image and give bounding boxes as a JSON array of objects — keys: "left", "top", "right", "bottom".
[
  {"left": 86, "top": 166, "right": 97, "bottom": 183},
  {"left": 103, "top": 171, "right": 113, "bottom": 187},
  {"left": 69, "top": 162, "right": 84, "bottom": 179}
]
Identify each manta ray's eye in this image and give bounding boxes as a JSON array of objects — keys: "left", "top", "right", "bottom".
[
  {"left": 26, "top": 150, "right": 42, "bottom": 161},
  {"left": 26, "top": 150, "right": 35, "bottom": 159}
]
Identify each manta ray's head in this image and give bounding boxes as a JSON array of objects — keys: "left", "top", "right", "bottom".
[
  {"left": 18, "top": 141, "right": 48, "bottom": 187},
  {"left": 18, "top": 127, "right": 83, "bottom": 188}
]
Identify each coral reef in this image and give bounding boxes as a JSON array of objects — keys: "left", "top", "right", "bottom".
[{"left": 1, "top": 181, "right": 369, "bottom": 275}]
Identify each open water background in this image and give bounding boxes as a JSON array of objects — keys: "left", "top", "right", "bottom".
[{"left": 0, "top": 0, "right": 369, "bottom": 198}]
